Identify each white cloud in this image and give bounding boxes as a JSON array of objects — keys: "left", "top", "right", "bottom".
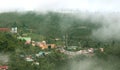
[{"left": 0, "top": 0, "right": 119, "bottom": 12}]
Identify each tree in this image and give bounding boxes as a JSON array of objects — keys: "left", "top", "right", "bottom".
[
  {"left": 44, "top": 12, "right": 62, "bottom": 43},
  {"left": 0, "top": 33, "right": 19, "bottom": 52}
]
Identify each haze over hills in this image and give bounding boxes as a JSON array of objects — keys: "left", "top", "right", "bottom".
[
  {"left": 0, "top": 11, "right": 120, "bottom": 41},
  {"left": 0, "top": 0, "right": 120, "bottom": 70},
  {"left": 0, "top": 11, "right": 120, "bottom": 70}
]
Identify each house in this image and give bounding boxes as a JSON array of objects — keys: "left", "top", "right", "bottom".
[
  {"left": 67, "top": 46, "right": 78, "bottom": 50},
  {"left": 35, "top": 41, "right": 56, "bottom": 49},
  {"left": 25, "top": 56, "right": 34, "bottom": 62},
  {"left": 11, "top": 27, "right": 17, "bottom": 33},
  {"left": 32, "top": 41, "right": 36, "bottom": 46},
  {"left": 0, "top": 27, "right": 18, "bottom": 33},
  {"left": 35, "top": 41, "right": 47, "bottom": 49},
  {"left": 0, "top": 28, "right": 10, "bottom": 32},
  {"left": 99, "top": 48, "right": 104, "bottom": 52},
  {"left": 0, "top": 66, "right": 8, "bottom": 70},
  {"left": 17, "top": 37, "right": 31, "bottom": 44},
  {"left": 47, "top": 44, "right": 56, "bottom": 49}
]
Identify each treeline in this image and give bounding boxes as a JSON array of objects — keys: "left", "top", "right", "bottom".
[{"left": 0, "top": 11, "right": 100, "bottom": 45}]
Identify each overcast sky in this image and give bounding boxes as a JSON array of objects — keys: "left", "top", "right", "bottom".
[{"left": 0, "top": 0, "right": 119, "bottom": 12}]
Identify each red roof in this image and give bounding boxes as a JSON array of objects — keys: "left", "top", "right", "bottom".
[
  {"left": 0, "top": 28, "right": 10, "bottom": 32},
  {"left": 0, "top": 66, "right": 8, "bottom": 69}
]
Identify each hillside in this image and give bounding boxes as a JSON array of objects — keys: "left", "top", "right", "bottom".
[{"left": 0, "top": 12, "right": 101, "bottom": 45}]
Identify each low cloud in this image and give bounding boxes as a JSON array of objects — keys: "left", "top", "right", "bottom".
[{"left": 91, "top": 13, "right": 120, "bottom": 41}]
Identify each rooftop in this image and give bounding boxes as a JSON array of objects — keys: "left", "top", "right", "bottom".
[{"left": 0, "top": 28, "right": 10, "bottom": 32}]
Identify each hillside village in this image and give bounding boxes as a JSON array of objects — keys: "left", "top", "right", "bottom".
[
  {"left": 0, "top": 26, "right": 105, "bottom": 70},
  {"left": 0, "top": 27, "right": 104, "bottom": 51},
  {"left": 0, "top": 12, "right": 120, "bottom": 70}
]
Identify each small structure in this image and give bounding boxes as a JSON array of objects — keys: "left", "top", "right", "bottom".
[
  {"left": 99, "top": 48, "right": 104, "bottom": 52},
  {"left": 32, "top": 41, "right": 36, "bottom": 46},
  {"left": 39, "top": 41, "right": 47, "bottom": 49},
  {"left": 67, "top": 46, "right": 78, "bottom": 50},
  {"left": 88, "top": 48, "right": 94, "bottom": 53},
  {"left": 17, "top": 37, "right": 31, "bottom": 44},
  {"left": 32, "top": 61, "right": 39, "bottom": 65},
  {"left": 47, "top": 44, "right": 56, "bottom": 49},
  {"left": 0, "top": 66, "right": 8, "bottom": 70},
  {"left": 36, "top": 51, "right": 51, "bottom": 57},
  {"left": 11, "top": 27, "right": 17, "bottom": 33},
  {"left": 25, "top": 55, "right": 34, "bottom": 62},
  {"left": 0, "top": 28, "right": 10, "bottom": 32},
  {"left": 35, "top": 41, "right": 56, "bottom": 49}
]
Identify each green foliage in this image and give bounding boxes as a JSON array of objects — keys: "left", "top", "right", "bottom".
[
  {"left": 0, "top": 12, "right": 120, "bottom": 70},
  {"left": 0, "top": 33, "right": 19, "bottom": 52},
  {"left": 9, "top": 48, "right": 68, "bottom": 70},
  {"left": 0, "top": 11, "right": 101, "bottom": 45}
]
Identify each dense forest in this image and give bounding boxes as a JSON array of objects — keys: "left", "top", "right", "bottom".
[{"left": 0, "top": 12, "right": 120, "bottom": 70}]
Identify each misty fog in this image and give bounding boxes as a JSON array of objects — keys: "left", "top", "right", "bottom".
[
  {"left": 68, "top": 12, "right": 120, "bottom": 41},
  {"left": 0, "top": 11, "right": 120, "bottom": 70}
]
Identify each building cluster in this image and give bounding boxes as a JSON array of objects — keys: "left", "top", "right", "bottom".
[
  {"left": 17, "top": 36, "right": 56, "bottom": 50},
  {"left": 59, "top": 47, "right": 104, "bottom": 57},
  {"left": 0, "top": 27, "right": 17, "bottom": 33},
  {"left": 32, "top": 41, "right": 56, "bottom": 49},
  {"left": 0, "top": 27, "right": 105, "bottom": 69},
  {"left": 0, "top": 27, "right": 56, "bottom": 50}
]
